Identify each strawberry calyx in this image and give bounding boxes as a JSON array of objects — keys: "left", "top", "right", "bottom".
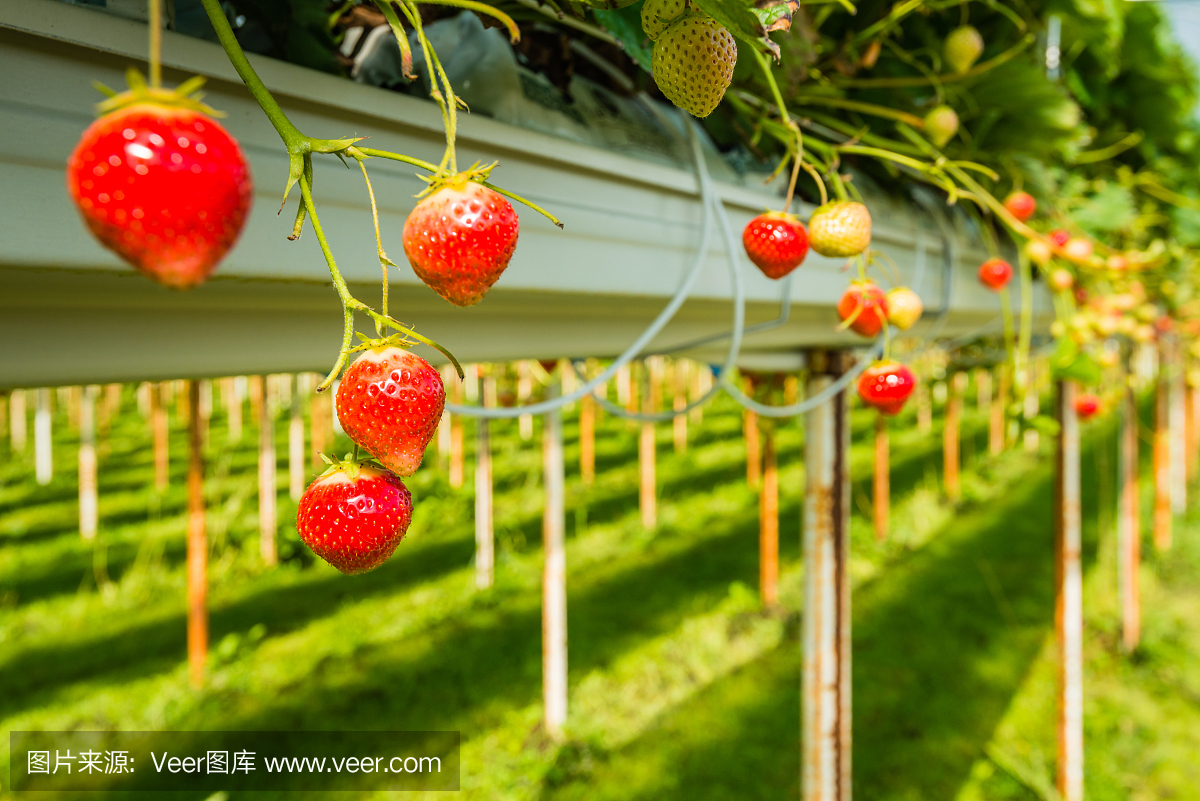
[
  {"left": 316, "top": 452, "right": 386, "bottom": 482},
  {"left": 417, "top": 161, "right": 500, "bottom": 200},
  {"left": 94, "top": 67, "right": 223, "bottom": 119}
]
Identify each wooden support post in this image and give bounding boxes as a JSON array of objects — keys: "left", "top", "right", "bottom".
[
  {"left": 248, "top": 374, "right": 261, "bottom": 426},
  {"left": 288, "top": 375, "right": 305, "bottom": 501},
  {"left": 1168, "top": 339, "right": 1186, "bottom": 515},
  {"left": 518, "top": 361, "right": 533, "bottom": 441},
  {"left": 944, "top": 373, "right": 962, "bottom": 501},
  {"left": 151, "top": 383, "right": 168, "bottom": 491},
  {"left": 256, "top": 376, "right": 277, "bottom": 567},
  {"left": 1119, "top": 379, "right": 1140, "bottom": 652},
  {"left": 10, "top": 388, "right": 27, "bottom": 453},
  {"left": 689, "top": 361, "right": 704, "bottom": 426},
  {"left": 35, "top": 387, "right": 53, "bottom": 486},
  {"left": 989, "top": 366, "right": 1007, "bottom": 456},
  {"left": 639, "top": 362, "right": 657, "bottom": 530},
  {"left": 1154, "top": 351, "right": 1171, "bottom": 551},
  {"left": 310, "top": 381, "right": 328, "bottom": 472},
  {"left": 803, "top": 350, "right": 851, "bottom": 801},
  {"left": 745, "top": 408, "right": 761, "bottom": 487},
  {"left": 760, "top": 424, "right": 779, "bottom": 607},
  {"left": 1055, "top": 380, "right": 1084, "bottom": 801},
  {"left": 1186, "top": 381, "right": 1198, "bottom": 483},
  {"left": 874, "top": 414, "right": 889, "bottom": 542},
  {"left": 79, "top": 386, "right": 98, "bottom": 540},
  {"left": 449, "top": 375, "right": 464, "bottom": 489},
  {"left": 186, "top": 379, "right": 208, "bottom": 688},
  {"left": 673, "top": 359, "right": 688, "bottom": 454},
  {"left": 542, "top": 377, "right": 567, "bottom": 740},
  {"left": 580, "top": 392, "right": 595, "bottom": 486},
  {"left": 976, "top": 368, "right": 991, "bottom": 418},
  {"left": 475, "top": 374, "right": 494, "bottom": 590}
]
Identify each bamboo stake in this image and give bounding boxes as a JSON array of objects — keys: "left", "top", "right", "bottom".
[
  {"left": 256, "top": 376, "right": 277, "bottom": 567},
  {"left": 745, "top": 408, "right": 761, "bottom": 487},
  {"left": 10, "top": 388, "right": 27, "bottom": 453},
  {"left": 689, "top": 361, "right": 704, "bottom": 426},
  {"left": 518, "top": 360, "right": 533, "bottom": 441},
  {"left": 1119, "top": 378, "right": 1140, "bottom": 651},
  {"left": 639, "top": 361, "right": 657, "bottom": 530},
  {"left": 874, "top": 413, "right": 889, "bottom": 542},
  {"left": 1186, "top": 380, "right": 1198, "bottom": 483},
  {"left": 289, "top": 374, "right": 305, "bottom": 501},
  {"left": 1154, "top": 350, "right": 1172, "bottom": 551},
  {"left": 450, "top": 375, "right": 464, "bottom": 489},
  {"left": 475, "top": 373, "right": 494, "bottom": 590},
  {"left": 79, "top": 386, "right": 98, "bottom": 541},
  {"left": 673, "top": 359, "right": 688, "bottom": 454},
  {"left": 760, "top": 423, "right": 779, "bottom": 607},
  {"left": 803, "top": 350, "right": 851, "bottom": 801},
  {"left": 186, "top": 379, "right": 208, "bottom": 688},
  {"left": 543, "top": 377, "right": 567, "bottom": 740},
  {"left": 67, "top": 385, "right": 82, "bottom": 432},
  {"left": 35, "top": 387, "right": 53, "bottom": 486},
  {"left": 580, "top": 391, "right": 596, "bottom": 486},
  {"left": 944, "top": 373, "right": 961, "bottom": 501},
  {"left": 1055, "top": 380, "right": 1084, "bottom": 801},
  {"left": 1168, "top": 338, "right": 1186, "bottom": 515},
  {"left": 151, "top": 383, "right": 168, "bottom": 491},
  {"left": 310, "top": 380, "right": 329, "bottom": 471}
]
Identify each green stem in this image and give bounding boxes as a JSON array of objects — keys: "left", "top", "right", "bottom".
[
  {"left": 355, "top": 159, "right": 394, "bottom": 335},
  {"left": 148, "top": 0, "right": 162, "bottom": 88},
  {"left": 354, "top": 147, "right": 439, "bottom": 173},
  {"left": 298, "top": 175, "right": 358, "bottom": 392}
]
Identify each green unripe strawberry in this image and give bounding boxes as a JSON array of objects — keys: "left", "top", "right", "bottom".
[
  {"left": 651, "top": 15, "right": 737, "bottom": 119},
  {"left": 944, "top": 25, "right": 983, "bottom": 74},
  {"left": 641, "top": 0, "right": 692, "bottom": 41},
  {"left": 808, "top": 201, "right": 872, "bottom": 258},
  {"left": 924, "top": 105, "right": 959, "bottom": 147}
]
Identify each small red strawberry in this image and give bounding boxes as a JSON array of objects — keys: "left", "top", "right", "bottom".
[
  {"left": 336, "top": 347, "right": 446, "bottom": 476},
  {"left": 978, "top": 258, "right": 1013, "bottom": 291},
  {"left": 1074, "top": 394, "right": 1100, "bottom": 421},
  {"left": 66, "top": 74, "right": 252, "bottom": 289},
  {"left": 743, "top": 212, "right": 809, "bottom": 279},
  {"left": 1003, "top": 191, "right": 1036, "bottom": 222},
  {"left": 1049, "top": 229, "right": 1071, "bottom": 248},
  {"left": 837, "top": 281, "right": 888, "bottom": 337},
  {"left": 858, "top": 361, "right": 917, "bottom": 415},
  {"left": 402, "top": 172, "right": 519, "bottom": 306},
  {"left": 296, "top": 462, "right": 413, "bottom": 574},
  {"left": 809, "top": 201, "right": 872, "bottom": 258},
  {"left": 885, "top": 287, "right": 923, "bottom": 330}
]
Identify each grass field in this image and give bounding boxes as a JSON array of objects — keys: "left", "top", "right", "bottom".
[{"left": 1, "top": 377, "right": 1199, "bottom": 800}]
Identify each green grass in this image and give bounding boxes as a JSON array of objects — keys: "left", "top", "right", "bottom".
[{"left": 1, "top": 381, "right": 1198, "bottom": 800}]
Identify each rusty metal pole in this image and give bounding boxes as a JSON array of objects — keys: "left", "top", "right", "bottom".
[
  {"left": 639, "top": 362, "right": 657, "bottom": 529},
  {"left": 1055, "top": 380, "right": 1084, "bottom": 801},
  {"left": 79, "top": 385, "right": 98, "bottom": 540},
  {"left": 1154, "top": 345, "right": 1172, "bottom": 551},
  {"left": 186, "top": 379, "right": 207, "bottom": 688},
  {"left": 874, "top": 413, "right": 889, "bottom": 542},
  {"left": 543, "top": 377, "right": 567, "bottom": 740},
  {"left": 944, "top": 374, "right": 962, "bottom": 501},
  {"left": 1119, "top": 376, "right": 1140, "bottom": 652},
  {"left": 803, "top": 349, "right": 851, "bottom": 801},
  {"left": 760, "top": 423, "right": 779, "bottom": 608},
  {"left": 256, "top": 376, "right": 277, "bottom": 567},
  {"left": 475, "top": 373, "right": 494, "bottom": 590}
]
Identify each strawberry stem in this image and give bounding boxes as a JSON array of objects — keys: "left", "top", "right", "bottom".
[{"left": 148, "top": 0, "right": 162, "bottom": 89}]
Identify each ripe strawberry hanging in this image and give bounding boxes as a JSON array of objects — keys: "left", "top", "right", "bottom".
[
  {"left": 886, "top": 287, "right": 923, "bottom": 330},
  {"left": 66, "top": 71, "right": 252, "bottom": 289},
  {"left": 1003, "top": 191, "right": 1036, "bottom": 222},
  {"left": 743, "top": 212, "right": 809, "bottom": 279},
  {"left": 1074, "top": 394, "right": 1101, "bottom": 421},
  {"left": 336, "top": 346, "right": 446, "bottom": 476},
  {"left": 402, "top": 170, "right": 519, "bottom": 307},
  {"left": 296, "top": 461, "right": 413, "bottom": 574},
  {"left": 858, "top": 361, "right": 917, "bottom": 416},
  {"left": 1049, "top": 229, "right": 1071, "bottom": 248},
  {"left": 809, "top": 201, "right": 872, "bottom": 258},
  {"left": 978, "top": 258, "right": 1013, "bottom": 291},
  {"left": 837, "top": 281, "right": 888, "bottom": 337},
  {"left": 651, "top": 15, "right": 737, "bottom": 118}
]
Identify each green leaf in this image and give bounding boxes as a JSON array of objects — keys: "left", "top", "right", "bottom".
[
  {"left": 592, "top": 3, "right": 654, "bottom": 74},
  {"left": 689, "top": 0, "right": 777, "bottom": 58},
  {"left": 1027, "top": 415, "right": 1062, "bottom": 438},
  {"left": 1072, "top": 183, "right": 1136, "bottom": 234},
  {"left": 751, "top": 0, "right": 798, "bottom": 34},
  {"left": 1050, "top": 337, "right": 1102, "bottom": 385}
]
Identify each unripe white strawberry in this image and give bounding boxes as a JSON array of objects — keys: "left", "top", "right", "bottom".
[
  {"left": 944, "top": 25, "right": 984, "bottom": 74},
  {"left": 924, "top": 105, "right": 959, "bottom": 147},
  {"left": 642, "top": 0, "right": 692, "bottom": 41},
  {"left": 651, "top": 16, "right": 737, "bottom": 118},
  {"left": 809, "top": 201, "right": 872, "bottom": 258}
]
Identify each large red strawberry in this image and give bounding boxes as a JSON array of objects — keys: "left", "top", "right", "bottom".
[
  {"left": 296, "top": 462, "right": 413, "bottom": 574},
  {"left": 837, "top": 281, "right": 888, "bottom": 337},
  {"left": 1003, "top": 191, "right": 1036, "bottom": 221},
  {"left": 858, "top": 361, "right": 916, "bottom": 415},
  {"left": 978, "top": 258, "right": 1013, "bottom": 291},
  {"left": 743, "top": 212, "right": 809, "bottom": 279},
  {"left": 66, "top": 79, "right": 252, "bottom": 289},
  {"left": 402, "top": 174, "right": 519, "bottom": 306},
  {"left": 336, "top": 347, "right": 446, "bottom": 476}
]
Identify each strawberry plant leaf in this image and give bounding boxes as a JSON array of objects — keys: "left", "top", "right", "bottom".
[
  {"left": 592, "top": 3, "right": 654, "bottom": 74},
  {"left": 689, "top": 0, "right": 780, "bottom": 59},
  {"left": 751, "top": 0, "right": 798, "bottom": 34}
]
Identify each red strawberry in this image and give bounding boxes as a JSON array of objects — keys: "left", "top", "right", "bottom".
[
  {"left": 336, "top": 347, "right": 446, "bottom": 476},
  {"left": 67, "top": 99, "right": 251, "bottom": 289},
  {"left": 296, "top": 463, "right": 413, "bottom": 574},
  {"left": 837, "top": 281, "right": 888, "bottom": 337},
  {"left": 1049, "top": 229, "right": 1071, "bottom": 248},
  {"left": 1074, "top": 394, "right": 1100, "bottom": 421},
  {"left": 402, "top": 175, "right": 519, "bottom": 307},
  {"left": 743, "top": 212, "right": 809, "bottom": 279},
  {"left": 1003, "top": 192, "right": 1036, "bottom": 222},
  {"left": 858, "top": 361, "right": 916, "bottom": 415},
  {"left": 978, "top": 258, "right": 1013, "bottom": 291}
]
